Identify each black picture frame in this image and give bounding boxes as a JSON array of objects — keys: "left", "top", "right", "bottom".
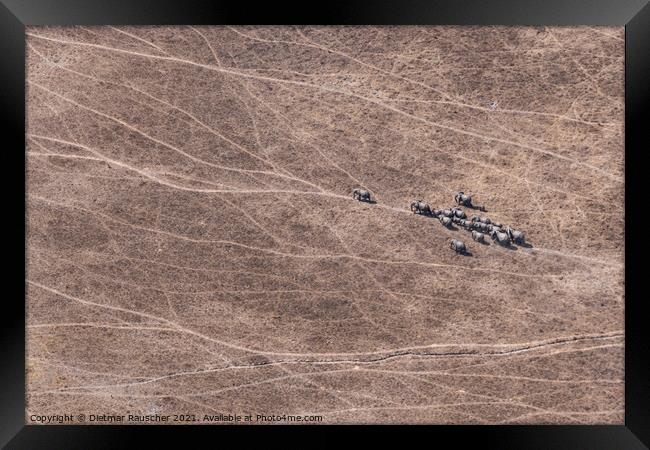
[{"left": 2, "top": 1, "right": 648, "bottom": 448}]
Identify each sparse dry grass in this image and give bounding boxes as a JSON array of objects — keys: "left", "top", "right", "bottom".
[{"left": 26, "top": 26, "right": 624, "bottom": 424}]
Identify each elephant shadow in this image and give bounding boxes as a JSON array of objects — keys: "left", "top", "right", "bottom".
[{"left": 491, "top": 240, "right": 517, "bottom": 250}]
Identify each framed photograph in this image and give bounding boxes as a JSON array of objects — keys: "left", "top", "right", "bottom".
[{"left": 3, "top": 0, "right": 648, "bottom": 447}]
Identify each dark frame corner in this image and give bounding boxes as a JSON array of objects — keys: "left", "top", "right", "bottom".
[{"left": 2, "top": 1, "right": 649, "bottom": 448}]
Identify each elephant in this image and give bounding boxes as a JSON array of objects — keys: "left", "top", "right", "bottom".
[
  {"left": 454, "top": 191, "right": 472, "bottom": 207},
  {"left": 450, "top": 239, "right": 467, "bottom": 253},
  {"left": 506, "top": 227, "right": 526, "bottom": 244},
  {"left": 490, "top": 230, "right": 510, "bottom": 246},
  {"left": 452, "top": 208, "right": 467, "bottom": 219},
  {"left": 488, "top": 224, "right": 502, "bottom": 233},
  {"left": 352, "top": 188, "right": 371, "bottom": 202},
  {"left": 472, "top": 231, "right": 485, "bottom": 242},
  {"left": 411, "top": 200, "right": 432, "bottom": 215},
  {"left": 473, "top": 222, "right": 489, "bottom": 232}
]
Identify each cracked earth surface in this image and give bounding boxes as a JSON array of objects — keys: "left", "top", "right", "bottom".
[{"left": 26, "top": 26, "right": 624, "bottom": 424}]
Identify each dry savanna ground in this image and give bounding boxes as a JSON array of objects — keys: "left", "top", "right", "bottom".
[{"left": 26, "top": 26, "right": 624, "bottom": 424}]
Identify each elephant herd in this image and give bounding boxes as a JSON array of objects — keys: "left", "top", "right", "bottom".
[{"left": 353, "top": 188, "right": 527, "bottom": 255}]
